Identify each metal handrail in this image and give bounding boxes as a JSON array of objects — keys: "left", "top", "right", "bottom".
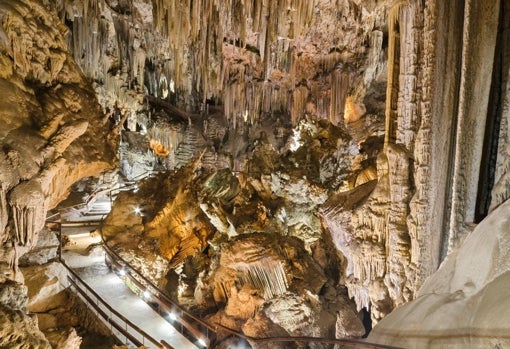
[
  {"left": 61, "top": 261, "right": 166, "bottom": 348},
  {"left": 216, "top": 323, "right": 401, "bottom": 348},
  {"left": 54, "top": 171, "right": 402, "bottom": 349},
  {"left": 101, "top": 236, "right": 217, "bottom": 346},
  {"left": 102, "top": 239, "right": 403, "bottom": 348}
]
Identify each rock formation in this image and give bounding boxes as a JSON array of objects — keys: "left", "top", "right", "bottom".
[
  {"left": 1, "top": 0, "right": 510, "bottom": 347},
  {"left": 0, "top": 0, "right": 115, "bottom": 346},
  {"left": 369, "top": 198, "right": 510, "bottom": 348}
]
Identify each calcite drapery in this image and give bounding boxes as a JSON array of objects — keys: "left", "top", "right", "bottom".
[{"left": 44, "top": 0, "right": 388, "bottom": 134}]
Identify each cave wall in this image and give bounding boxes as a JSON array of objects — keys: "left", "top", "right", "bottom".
[
  {"left": 330, "top": 0, "right": 510, "bottom": 325},
  {"left": 47, "top": 0, "right": 509, "bottom": 325},
  {"left": 2, "top": 0, "right": 508, "bottom": 343},
  {"left": 0, "top": 0, "right": 116, "bottom": 346},
  {"left": 447, "top": 0, "right": 501, "bottom": 250}
]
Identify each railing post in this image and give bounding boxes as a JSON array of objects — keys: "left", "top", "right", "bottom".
[{"left": 57, "top": 222, "right": 62, "bottom": 262}]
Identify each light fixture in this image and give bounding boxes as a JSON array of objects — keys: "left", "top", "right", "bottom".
[
  {"left": 198, "top": 338, "right": 207, "bottom": 347},
  {"left": 118, "top": 268, "right": 126, "bottom": 276},
  {"left": 168, "top": 312, "right": 177, "bottom": 321},
  {"left": 143, "top": 290, "right": 150, "bottom": 298}
]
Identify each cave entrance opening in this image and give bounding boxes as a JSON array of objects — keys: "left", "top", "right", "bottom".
[{"left": 475, "top": 0, "right": 510, "bottom": 223}]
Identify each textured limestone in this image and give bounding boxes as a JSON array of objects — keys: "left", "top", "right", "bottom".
[
  {"left": 21, "top": 262, "right": 68, "bottom": 314},
  {"left": 0, "top": 304, "right": 51, "bottom": 349},
  {"left": 0, "top": 0, "right": 116, "bottom": 345},
  {"left": 103, "top": 118, "right": 367, "bottom": 342},
  {"left": 19, "top": 227, "right": 59, "bottom": 267},
  {"left": 369, "top": 198, "right": 510, "bottom": 348},
  {"left": 47, "top": 0, "right": 386, "bottom": 127},
  {"left": 44, "top": 327, "right": 82, "bottom": 349}
]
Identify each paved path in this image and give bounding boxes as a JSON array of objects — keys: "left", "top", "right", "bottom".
[{"left": 60, "top": 197, "right": 198, "bottom": 349}]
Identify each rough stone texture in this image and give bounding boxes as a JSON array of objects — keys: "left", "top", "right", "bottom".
[
  {"left": 0, "top": 280, "right": 28, "bottom": 313},
  {"left": 42, "top": 0, "right": 387, "bottom": 127},
  {"left": 44, "top": 327, "right": 82, "bottom": 349},
  {"left": 0, "top": 1, "right": 116, "bottom": 344},
  {"left": 104, "top": 122, "right": 367, "bottom": 342},
  {"left": 0, "top": 304, "right": 51, "bottom": 349},
  {"left": 4, "top": 0, "right": 510, "bottom": 347},
  {"left": 21, "top": 262, "right": 68, "bottom": 313},
  {"left": 0, "top": 0, "right": 116, "bottom": 270},
  {"left": 369, "top": 199, "right": 510, "bottom": 348},
  {"left": 19, "top": 227, "right": 59, "bottom": 267},
  {"left": 447, "top": 0, "right": 501, "bottom": 250}
]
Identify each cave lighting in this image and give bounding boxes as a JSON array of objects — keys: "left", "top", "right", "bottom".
[
  {"left": 289, "top": 129, "right": 301, "bottom": 151},
  {"left": 197, "top": 338, "right": 207, "bottom": 347},
  {"left": 133, "top": 206, "right": 142, "bottom": 214},
  {"left": 165, "top": 311, "right": 177, "bottom": 321}
]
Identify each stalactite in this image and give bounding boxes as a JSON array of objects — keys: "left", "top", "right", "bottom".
[
  {"left": 395, "top": 3, "right": 422, "bottom": 153},
  {"left": 291, "top": 86, "right": 309, "bottom": 125},
  {"left": 11, "top": 203, "right": 42, "bottom": 247},
  {"left": 0, "top": 186, "right": 8, "bottom": 237},
  {"left": 237, "top": 260, "right": 288, "bottom": 299},
  {"left": 330, "top": 70, "right": 350, "bottom": 125},
  {"left": 347, "top": 282, "right": 370, "bottom": 312}
]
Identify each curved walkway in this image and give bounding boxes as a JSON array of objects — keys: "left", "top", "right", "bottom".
[
  {"left": 52, "top": 181, "right": 402, "bottom": 349},
  {"left": 59, "top": 196, "right": 198, "bottom": 349}
]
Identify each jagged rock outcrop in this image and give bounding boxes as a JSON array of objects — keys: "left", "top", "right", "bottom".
[
  {"left": 0, "top": 0, "right": 116, "bottom": 269},
  {"left": 0, "top": 304, "right": 51, "bottom": 349},
  {"left": 21, "top": 262, "right": 68, "bottom": 314},
  {"left": 19, "top": 227, "right": 59, "bottom": 267},
  {"left": 44, "top": 327, "right": 82, "bottom": 349},
  {"left": 103, "top": 118, "right": 368, "bottom": 345}
]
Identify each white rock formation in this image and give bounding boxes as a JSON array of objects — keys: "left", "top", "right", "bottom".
[{"left": 369, "top": 198, "right": 510, "bottom": 348}]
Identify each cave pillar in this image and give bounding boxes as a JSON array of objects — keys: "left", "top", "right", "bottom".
[{"left": 448, "top": 0, "right": 501, "bottom": 251}]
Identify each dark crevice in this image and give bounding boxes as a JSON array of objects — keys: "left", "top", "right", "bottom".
[{"left": 475, "top": 0, "right": 510, "bottom": 223}]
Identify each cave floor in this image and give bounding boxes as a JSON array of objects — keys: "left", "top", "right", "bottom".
[{"left": 60, "top": 197, "right": 198, "bottom": 349}]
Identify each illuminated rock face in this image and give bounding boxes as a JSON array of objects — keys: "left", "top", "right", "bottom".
[
  {"left": 2, "top": 0, "right": 510, "bottom": 347},
  {"left": 0, "top": 0, "right": 115, "bottom": 346},
  {"left": 44, "top": 0, "right": 387, "bottom": 128},
  {"left": 102, "top": 119, "right": 368, "bottom": 344}
]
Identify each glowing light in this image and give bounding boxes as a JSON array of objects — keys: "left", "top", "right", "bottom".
[
  {"left": 198, "top": 338, "right": 207, "bottom": 347},
  {"left": 168, "top": 312, "right": 177, "bottom": 321},
  {"left": 133, "top": 206, "right": 142, "bottom": 214},
  {"left": 143, "top": 290, "right": 150, "bottom": 298},
  {"left": 289, "top": 129, "right": 301, "bottom": 151},
  {"left": 177, "top": 284, "right": 186, "bottom": 296},
  {"left": 118, "top": 269, "right": 126, "bottom": 276}
]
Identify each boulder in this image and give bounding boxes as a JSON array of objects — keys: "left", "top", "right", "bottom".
[
  {"left": 19, "top": 227, "right": 59, "bottom": 266},
  {"left": 0, "top": 304, "right": 51, "bottom": 349},
  {"left": 21, "top": 262, "right": 68, "bottom": 313}
]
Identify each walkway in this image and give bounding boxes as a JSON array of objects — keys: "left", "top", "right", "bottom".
[
  {"left": 52, "top": 184, "right": 402, "bottom": 349},
  {"left": 59, "top": 195, "right": 198, "bottom": 349}
]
